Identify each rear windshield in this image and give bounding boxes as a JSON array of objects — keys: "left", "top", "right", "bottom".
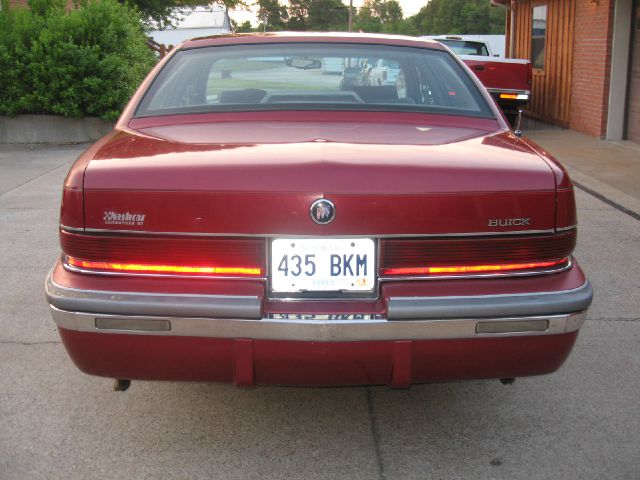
[
  {"left": 135, "top": 43, "right": 493, "bottom": 119},
  {"left": 437, "top": 40, "right": 490, "bottom": 57}
]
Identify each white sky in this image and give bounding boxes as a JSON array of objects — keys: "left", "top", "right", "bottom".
[{"left": 229, "top": 0, "right": 429, "bottom": 26}]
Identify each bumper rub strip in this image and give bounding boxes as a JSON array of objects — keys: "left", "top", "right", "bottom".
[
  {"left": 387, "top": 281, "right": 593, "bottom": 320},
  {"left": 45, "top": 272, "right": 262, "bottom": 320}
]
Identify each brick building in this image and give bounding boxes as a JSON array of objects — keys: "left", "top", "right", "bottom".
[{"left": 493, "top": 0, "right": 640, "bottom": 143}]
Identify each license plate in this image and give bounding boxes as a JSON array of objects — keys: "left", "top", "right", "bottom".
[{"left": 271, "top": 238, "right": 375, "bottom": 293}]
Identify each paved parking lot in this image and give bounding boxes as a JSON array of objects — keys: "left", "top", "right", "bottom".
[{"left": 0, "top": 143, "right": 638, "bottom": 479}]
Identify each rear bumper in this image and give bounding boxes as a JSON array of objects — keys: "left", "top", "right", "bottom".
[
  {"left": 46, "top": 271, "right": 591, "bottom": 342},
  {"left": 50, "top": 304, "right": 586, "bottom": 342},
  {"left": 488, "top": 89, "right": 531, "bottom": 111},
  {"left": 46, "top": 265, "right": 592, "bottom": 385}
]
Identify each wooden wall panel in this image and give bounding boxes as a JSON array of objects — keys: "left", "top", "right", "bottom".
[{"left": 512, "top": 0, "right": 575, "bottom": 126}]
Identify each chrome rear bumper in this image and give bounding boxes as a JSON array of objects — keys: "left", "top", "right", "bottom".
[
  {"left": 46, "top": 271, "right": 592, "bottom": 342},
  {"left": 49, "top": 305, "right": 586, "bottom": 341}
]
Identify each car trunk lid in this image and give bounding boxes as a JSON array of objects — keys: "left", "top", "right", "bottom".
[{"left": 82, "top": 121, "right": 557, "bottom": 235}]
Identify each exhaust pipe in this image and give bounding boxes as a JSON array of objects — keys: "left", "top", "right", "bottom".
[{"left": 114, "top": 379, "right": 131, "bottom": 391}]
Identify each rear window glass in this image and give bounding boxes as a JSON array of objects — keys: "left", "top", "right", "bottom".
[
  {"left": 135, "top": 43, "right": 493, "bottom": 119},
  {"left": 438, "top": 40, "right": 490, "bottom": 57}
]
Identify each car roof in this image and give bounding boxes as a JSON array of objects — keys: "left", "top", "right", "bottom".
[{"left": 182, "top": 32, "right": 448, "bottom": 52}]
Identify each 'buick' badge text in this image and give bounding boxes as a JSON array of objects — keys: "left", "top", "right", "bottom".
[
  {"left": 103, "top": 210, "right": 146, "bottom": 226},
  {"left": 488, "top": 218, "right": 530, "bottom": 227}
]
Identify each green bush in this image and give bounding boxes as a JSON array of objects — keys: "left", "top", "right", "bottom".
[{"left": 0, "top": 0, "right": 156, "bottom": 120}]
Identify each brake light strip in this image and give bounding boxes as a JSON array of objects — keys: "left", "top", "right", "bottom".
[
  {"left": 66, "top": 256, "right": 262, "bottom": 276},
  {"left": 382, "top": 258, "right": 567, "bottom": 276}
]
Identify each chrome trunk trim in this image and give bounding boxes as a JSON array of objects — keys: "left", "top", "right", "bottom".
[{"left": 61, "top": 226, "right": 556, "bottom": 238}]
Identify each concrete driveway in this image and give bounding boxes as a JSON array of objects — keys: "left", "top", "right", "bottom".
[{"left": 0, "top": 143, "right": 638, "bottom": 480}]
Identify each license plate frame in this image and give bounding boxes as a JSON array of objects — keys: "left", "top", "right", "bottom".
[{"left": 268, "top": 238, "right": 378, "bottom": 299}]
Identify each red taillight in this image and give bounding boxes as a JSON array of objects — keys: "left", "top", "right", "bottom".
[
  {"left": 380, "top": 231, "right": 575, "bottom": 277},
  {"left": 61, "top": 230, "right": 265, "bottom": 277},
  {"left": 383, "top": 259, "right": 567, "bottom": 276},
  {"left": 66, "top": 257, "right": 262, "bottom": 276},
  {"left": 556, "top": 188, "right": 577, "bottom": 230}
]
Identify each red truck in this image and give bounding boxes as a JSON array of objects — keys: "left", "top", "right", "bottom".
[{"left": 424, "top": 36, "right": 532, "bottom": 126}]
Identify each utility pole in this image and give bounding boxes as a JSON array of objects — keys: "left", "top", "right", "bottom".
[{"left": 348, "top": 0, "right": 353, "bottom": 32}]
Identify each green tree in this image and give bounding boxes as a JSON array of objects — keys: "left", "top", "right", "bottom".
[
  {"left": 231, "top": 18, "right": 254, "bottom": 31},
  {"left": 0, "top": 0, "right": 155, "bottom": 119},
  {"left": 121, "top": 0, "right": 244, "bottom": 30},
  {"left": 354, "top": 0, "right": 404, "bottom": 34},
  {"left": 409, "top": 0, "right": 505, "bottom": 35},
  {"left": 308, "top": 0, "right": 348, "bottom": 30},
  {"left": 394, "top": 16, "right": 419, "bottom": 36},
  {"left": 355, "top": 3, "right": 382, "bottom": 32},
  {"left": 287, "top": 0, "right": 347, "bottom": 31},
  {"left": 257, "top": 0, "right": 287, "bottom": 31},
  {"left": 286, "top": 0, "right": 308, "bottom": 29}
]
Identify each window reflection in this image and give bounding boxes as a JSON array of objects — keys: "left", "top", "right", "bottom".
[{"left": 532, "top": 5, "right": 547, "bottom": 69}]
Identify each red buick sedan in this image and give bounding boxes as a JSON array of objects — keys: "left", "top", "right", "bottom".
[{"left": 46, "top": 33, "right": 592, "bottom": 388}]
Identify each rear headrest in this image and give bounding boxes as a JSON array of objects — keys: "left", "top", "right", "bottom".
[{"left": 352, "top": 86, "right": 398, "bottom": 103}]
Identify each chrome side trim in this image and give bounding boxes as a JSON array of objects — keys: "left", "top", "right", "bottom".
[
  {"left": 68, "top": 227, "right": 556, "bottom": 238},
  {"left": 388, "top": 280, "right": 592, "bottom": 320},
  {"left": 556, "top": 225, "right": 578, "bottom": 232},
  {"left": 59, "top": 225, "right": 84, "bottom": 233},
  {"left": 380, "top": 258, "right": 573, "bottom": 282},
  {"left": 45, "top": 273, "right": 262, "bottom": 319},
  {"left": 50, "top": 307, "right": 586, "bottom": 341}
]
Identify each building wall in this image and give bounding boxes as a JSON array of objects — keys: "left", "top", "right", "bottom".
[
  {"left": 509, "top": 0, "right": 616, "bottom": 137},
  {"left": 569, "top": 0, "right": 616, "bottom": 137},
  {"left": 512, "top": 0, "right": 576, "bottom": 127}
]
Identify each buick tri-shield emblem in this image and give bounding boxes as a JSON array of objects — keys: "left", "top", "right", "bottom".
[{"left": 310, "top": 199, "right": 335, "bottom": 225}]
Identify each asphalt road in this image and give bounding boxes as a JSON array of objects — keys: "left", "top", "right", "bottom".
[{"left": 0, "top": 143, "right": 638, "bottom": 480}]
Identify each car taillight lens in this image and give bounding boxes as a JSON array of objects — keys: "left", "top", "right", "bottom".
[
  {"left": 380, "top": 231, "right": 575, "bottom": 277},
  {"left": 60, "top": 230, "right": 265, "bottom": 277},
  {"left": 556, "top": 188, "right": 577, "bottom": 229},
  {"left": 499, "top": 93, "right": 529, "bottom": 101}
]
